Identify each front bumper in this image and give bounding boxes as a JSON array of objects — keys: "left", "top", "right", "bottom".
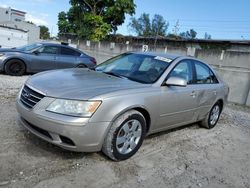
[
  {"left": 0, "top": 58, "right": 4, "bottom": 71},
  {"left": 16, "top": 98, "right": 111, "bottom": 152}
]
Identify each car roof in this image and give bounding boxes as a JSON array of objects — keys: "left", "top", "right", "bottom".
[
  {"left": 131, "top": 51, "right": 207, "bottom": 63},
  {"left": 36, "top": 42, "right": 84, "bottom": 54},
  {"left": 131, "top": 51, "right": 181, "bottom": 60},
  {"left": 38, "top": 42, "right": 70, "bottom": 47}
]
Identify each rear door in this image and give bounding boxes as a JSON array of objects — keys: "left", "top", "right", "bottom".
[
  {"left": 192, "top": 60, "right": 219, "bottom": 118},
  {"left": 55, "top": 47, "right": 80, "bottom": 69},
  {"left": 29, "top": 45, "right": 59, "bottom": 72}
]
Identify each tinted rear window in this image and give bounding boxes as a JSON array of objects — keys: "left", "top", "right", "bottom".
[{"left": 61, "top": 47, "right": 81, "bottom": 56}]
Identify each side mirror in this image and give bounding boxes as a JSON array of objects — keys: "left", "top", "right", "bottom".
[
  {"left": 33, "top": 50, "right": 40, "bottom": 55},
  {"left": 165, "top": 76, "right": 187, "bottom": 87}
]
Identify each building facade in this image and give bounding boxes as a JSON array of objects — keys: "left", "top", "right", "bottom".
[{"left": 0, "top": 6, "right": 40, "bottom": 48}]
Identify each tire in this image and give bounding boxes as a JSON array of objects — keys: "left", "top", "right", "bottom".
[
  {"left": 76, "top": 64, "right": 87, "bottom": 68},
  {"left": 199, "top": 102, "right": 222, "bottom": 129},
  {"left": 102, "top": 110, "right": 146, "bottom": 161},
  {"left": 5, "top": 59, "right": 26, "bottom": 76}
]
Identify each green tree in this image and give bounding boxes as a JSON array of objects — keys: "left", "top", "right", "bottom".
[
  {"left": 152, "top": 14, "right": 169, "bottom": 37},
  {"left": 179, "top": 29, "right": 197, "bottom": 39},
  {"left": 129, "top": 13, "right": 151, "bottom": 36},
  {"left": 58, "top": 12, "right": 73, "bottom": 34},
  {"left": 26, "top": 21, "right": 34, "bottom": 25},
  {"left": 204, "top": 32, "right": 212, "bottom": 39},
  {"left": 58, "top": 0, "right": 136, "bottom": 41},
  {"left": 128, "top": 13, "right": 168, "bottom": 37},
  {"left": 39, "top": 25, "right": 50, "bottom": 39},
  {"left": 78, "top": 14, "right": 111, "bottom": 41}
]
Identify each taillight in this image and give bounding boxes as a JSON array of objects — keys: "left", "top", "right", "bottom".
[{"left": 91, "top": 58, "right": 97, "bottom": 65}]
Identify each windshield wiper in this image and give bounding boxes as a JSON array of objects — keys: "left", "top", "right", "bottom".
[{"left": 103, "top": 71, "right": 124, "bottom": 78}]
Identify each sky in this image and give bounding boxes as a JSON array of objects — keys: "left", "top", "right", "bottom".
[{"left": 0, "top": 0, "right": 249, "bottom": 40}]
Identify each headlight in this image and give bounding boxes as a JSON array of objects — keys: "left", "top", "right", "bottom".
[
  {"left": 0, "top": 53, "right": 4, "bottom": 57},
  {"left": 46, "top": 99, "right": 101, "bottom": 117}
]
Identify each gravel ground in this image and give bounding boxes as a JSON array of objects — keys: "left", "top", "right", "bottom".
[{"left": 0, "top": 74, "right": 250, "bottom": 188}]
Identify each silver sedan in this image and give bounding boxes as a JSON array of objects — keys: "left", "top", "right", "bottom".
[{"left": 16, "top": 52, "right": 229, "bottom": 161}]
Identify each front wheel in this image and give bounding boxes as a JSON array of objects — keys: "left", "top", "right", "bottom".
[
  {"left": 5, "top": 59, "right": 26, "bottom": 76},
  {"left": 199, "top": 102, "right": 222, "bottom": 129},
  {"left": 102, "top": 110, "right": 146, "bottom": 161}
]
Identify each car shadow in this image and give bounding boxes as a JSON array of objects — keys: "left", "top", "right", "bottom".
[
  {"left": 20, "top": 122, "right": 201, "bottom": 160},
  {"left": 146, "top": 123, "right": 200, "bottom": 139}
]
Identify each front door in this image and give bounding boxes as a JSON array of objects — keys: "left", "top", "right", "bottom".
[
  {"left": 156, "top": 60, "right": 198, "bottom": 130},
  {"left": 30, "top": 45, "right": 59, "bottom": 72}
]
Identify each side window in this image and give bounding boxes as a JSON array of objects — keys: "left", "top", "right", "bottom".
[
  {"left": 194, "top": 61, "right": 218, "bottom": 84},
  {"left": 38, "top": 46, "right": 58, "bottom": 54},
  {"left": 169, "top": 61, "right": 193, "bottom": 84},
  {"left": 61, "top": 47, "right": 81, "bottom": 56}
]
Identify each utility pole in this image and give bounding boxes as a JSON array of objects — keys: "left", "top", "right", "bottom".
[
  {"left": 172, "top": 20, "right": 180, "bottom": 38},
  {"left": 51, "top": 26, "right": 54, "bottom": 38},
  {"left": 154, "top": 25, "right": 160, "bottom": 51}
]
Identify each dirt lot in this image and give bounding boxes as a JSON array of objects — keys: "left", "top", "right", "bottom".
[{"left": 0, "top": 74, "right": 250, "bottom": 188}]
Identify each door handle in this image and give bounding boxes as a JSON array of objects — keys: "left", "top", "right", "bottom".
[{"left": 190, "top": 91, "right": 196, "bottom": 98}]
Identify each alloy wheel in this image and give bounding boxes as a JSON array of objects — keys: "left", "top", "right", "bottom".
[
  {"left": 116, "top": 119, "right": 142, "bottom": 155},
  {"left": 210, "top": 105, "right": 220, "bottom": 125}
]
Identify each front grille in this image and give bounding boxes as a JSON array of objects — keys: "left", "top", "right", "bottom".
[{"left": 20, "top": 85, "right": 45, "bottom": 109}]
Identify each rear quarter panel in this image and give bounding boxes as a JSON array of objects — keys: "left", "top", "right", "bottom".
[{"left": 78, "top": 56, "right": 95, "bottom": 68}]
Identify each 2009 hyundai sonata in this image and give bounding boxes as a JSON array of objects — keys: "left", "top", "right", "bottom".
[{"left": 16, "top": 52, "right": 229, "bottom": 161}]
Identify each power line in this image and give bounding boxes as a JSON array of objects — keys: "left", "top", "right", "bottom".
[
  {"left": 168, "top": 19, "right": 250, "bottom": 23},
  {"left": 178, "top": 27, "right": 250, "bottom": 32},
  {"left": 178, "top": 24, "right": 250, "bottom": 28}
]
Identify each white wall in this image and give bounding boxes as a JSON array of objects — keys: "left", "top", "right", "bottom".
[
  {"left": 0, "top": 7, "right": 11, "bottom": 23},
  {"left": 0, "top": 6, "right": 39, "bottom": 44},
  {"left": 3, "top": 22, "right": 40, "bottom": 44},
  {"left": 0, "top": 27, "right": 28, "bottom": 48},
  {"left": 78, "top": 40, "right": 250, "bottom": 106}
]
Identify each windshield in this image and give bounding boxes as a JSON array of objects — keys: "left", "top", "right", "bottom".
[
  {"left": 16, "top": 43, "right": 42, "bottom": 52},
  {"left": 95, "top": 53, "right": 172, "bottom": 84}
]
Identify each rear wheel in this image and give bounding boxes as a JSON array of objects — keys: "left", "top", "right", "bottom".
[
  {"left": 5, "top": 59, "right": 26, "bottom": 76},
  {"left": 102, "top": 110, "right": 146, "bottom": 161},
  {"left": 76, "top": 64, "right": 87, "bottom": 68},
  {"left": 199, "top": 102, "right": 222, "bottom": 129}
]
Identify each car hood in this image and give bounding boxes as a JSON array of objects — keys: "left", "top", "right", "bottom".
[
  {"left": 0, "top": 48, "right": 23, "bottom": 53},
  {"left": 26, "top": 69, "right": 148, "bottom": 100}
]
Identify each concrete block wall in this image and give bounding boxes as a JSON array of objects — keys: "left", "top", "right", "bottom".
[
  {"left": 196, "top": 49, "right": 250, "bottom": 105},
  {"left": 214, "top": 67, "right": 250, "bottom": 105},
  {"left": 78, "top": 40, "right": 250, "bottom": 106}
]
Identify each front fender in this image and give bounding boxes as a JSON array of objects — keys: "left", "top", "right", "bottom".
[
  {"left": 2, "top": 54, "right": 29, "bottom": 71},
  {"left": 89, "top": 92, "right": 161, "bottom": 132}
]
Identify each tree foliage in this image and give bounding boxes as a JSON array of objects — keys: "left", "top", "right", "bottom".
[
  {"left": 58, "top": 0, "right": 136, "bottom": 41},
  {"left": 204, "top": 32, "right": 212, "bottom": 39},
  {"left": 179, "top": 29, "right": 197, "bottom": 39},
  {"left": 39, "top": 25, "right": 50, "bottom": 39},
  {"left": 128, "top": 13, "right": 169, "bottom": 37}
]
